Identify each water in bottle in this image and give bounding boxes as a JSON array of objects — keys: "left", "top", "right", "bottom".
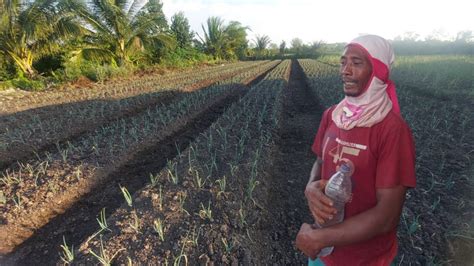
[{"left": 314, "top": 163, "right": 353, "bottom": 257}]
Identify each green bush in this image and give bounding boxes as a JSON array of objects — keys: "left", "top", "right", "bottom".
[
  {"left": 8, "top": 75, "right": 45, "bottom": 91},
  {"left": 160, "top": 48, "right": 213, "bottom": 67},
  {"left": 95, "top": 63, "right": 132, "bottom": 81},
  {"left": 63, "top": 60, "right": 132, "bottom": 82},
  {"left": 0, "top": 57, "right": 17, "bottom": 81}
]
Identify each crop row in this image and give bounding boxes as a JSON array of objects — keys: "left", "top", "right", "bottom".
[
  {"left": 0, "top": 61, "right": 278, "bottom": 169},
  {"left": 392, "top": 55, "right": 473, "bottom": 96},
  {"left": 67, "top": 60, "right": 291, "bottom": 264},
  {"left": 0, "top": 61, "right": 260, "bottom": 114},
  {"left": 0, "top": 60, "right": 281, "bottom": 254},
  {"left": 0, "top": 61, "right": 261, "bottom": 138},
  {"left": 298, "top": 59, "right": 341, "bottom": 107}
]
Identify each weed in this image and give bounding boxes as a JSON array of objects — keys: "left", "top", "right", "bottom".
[
  {"left": 239, "top": 204, "right": 247, "bottom": 228},
  {"left": 157, "top": 185, "right": 163, "bottom": 211},
  {"left": 198, "top": 201, "right": 213, "bottom": 221},
  {"left": 407, "top": 214, "right": 421, "bottom": 235},
  {"left": 189, "top": 167, "right": 204, "bottom": 189},
  {"left": 188, "top": 227, "right": 200, "bottom": 247},
  {"left": 129, "top": 211, "right": 140, "bottom": 233},
  {"left": 153, "top": 218, "right": 165, "bottom": 241},
  {"left": 59, "top": 236, "right": 74, "bottom": 264},
  {"left": 120, "top": 185, "right": 133, "bottom": 207},
  {"left": 89, "top": 235, "right": 124, "bottom": 266},
  {"left": 175, "top": 142, "right": 182, "bottom": 158},
  {"left": 149, "top": 173, "right": 159, "bottom": 186},
  {"left": 173, "top": 236, "right": 188, "bottom": 266},
  {"left": 221, "top": 238, "right": 233, "bottom": 254},
  {"left": 73, "top": 165, "right": 83, "bottom": 181},
  {"left": 430, "top": 196, "right": 441, "bottom": 212},
  {"left": 227, "top": 163, "right": 238, "bottom": 177},
  {"left": 166, "top": 160, "right": 179, "bottom": 185},
  {"left": 215, "top": 175, "right": 227, "bottom": 197},
  {"left": 1, "top": 170, "right": 22, "bottom": 186},
  {"left": 246, "top": 177, "right": 260, "bottom": 204},
  {"left": 177, "top": 192, "right": 189, "bottom": 216},
  {"left": 97, "top": 208, "right": 111, "bottom": 232},
  {"left": 12, "top": 193, "right": 22, "bottom": 209}
]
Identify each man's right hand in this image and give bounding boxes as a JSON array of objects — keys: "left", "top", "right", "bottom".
[{"left": 305, "top": 179, "right": 337, "bottom": 225}]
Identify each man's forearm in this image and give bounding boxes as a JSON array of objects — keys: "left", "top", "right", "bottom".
[
  {"left": 316, "top": 205, "right": 389, "bottom": 247},
  {"left": 312, "top": 186, "right": 407, "bottom": 248}
]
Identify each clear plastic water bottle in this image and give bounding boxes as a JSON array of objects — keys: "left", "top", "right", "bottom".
[{"left": 314, "top": 163, "right": 353, "bottom": 257}]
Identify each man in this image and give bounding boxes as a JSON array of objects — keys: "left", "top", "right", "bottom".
[{"left": 296, "top": 35, "right": 416, "bottom": 266}]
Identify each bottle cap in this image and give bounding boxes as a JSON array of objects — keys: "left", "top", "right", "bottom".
[{"left": 340, "top": 163, "right": 351, "bottom": 173}]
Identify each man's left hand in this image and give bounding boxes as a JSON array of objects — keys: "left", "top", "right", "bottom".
[{"left": 296, "top": 223, "right": 322, "bottom": 260}]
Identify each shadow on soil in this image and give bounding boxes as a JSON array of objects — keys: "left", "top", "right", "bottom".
[{"left": 250, "top": 60, "right": 326, "bottom": 264}]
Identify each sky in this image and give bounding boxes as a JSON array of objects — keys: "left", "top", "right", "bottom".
[{"left": 161, "top": 0, "right": 474, "bottom": 45}]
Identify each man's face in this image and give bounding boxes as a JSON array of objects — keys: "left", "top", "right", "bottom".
[{"left": 340, "top": 45, "right": 373, "bottom": 97}]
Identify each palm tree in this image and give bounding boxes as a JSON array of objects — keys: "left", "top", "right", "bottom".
[
  {"left": 254, "top": 34, "right": 271, "bottom": 58},
  {"left": 197, "top": 16, "right": 249, "bottom": 60},
  {"left": 198, "top": 16, "right": 225, "bottom": 58},
  {"left": 224, "top": 21, "right": 249, "bottom": 60},
  {"left": 0, "top": 0, "right": 84, "bottom": 77},
  {"left": 68, "top": 0, "right": 172, "bottom": 66}
]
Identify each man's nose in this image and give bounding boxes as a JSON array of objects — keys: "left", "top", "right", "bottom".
[{"left": 340, "top": 63, "right": 352, "bottom": 75}]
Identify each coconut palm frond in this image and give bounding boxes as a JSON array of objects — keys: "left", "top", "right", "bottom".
[
  {"left": 72, "top": 0, "right": 169, "bottom": 66},
  {"left": 0, "top": 0, "right": 86, "bottom": 77},
  {"left": 72, "top": 47, "right": 115, "bottom": 63}
]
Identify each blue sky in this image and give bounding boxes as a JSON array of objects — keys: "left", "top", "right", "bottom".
[{"left": 162, "top": 0, "right": 473, "bottom": 45}]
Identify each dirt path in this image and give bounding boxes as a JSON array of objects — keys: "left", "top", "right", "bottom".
[{"left": 253, "top": 60, "right": 324, "bottom": 263}]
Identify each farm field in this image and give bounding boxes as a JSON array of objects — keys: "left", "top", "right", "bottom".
[
  {"left": 0, "top": 61, "right": 277, "bottom": 169},
  {"left": 0, "top": 56, "right": 473, "bottom": 265}
]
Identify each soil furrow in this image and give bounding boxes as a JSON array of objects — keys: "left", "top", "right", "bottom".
[
  {"left": 255, "top": 60, "right": 324, "bottom": 263},
  {"left": 1, "top": 63, "right": 279, "bottom": 265}
]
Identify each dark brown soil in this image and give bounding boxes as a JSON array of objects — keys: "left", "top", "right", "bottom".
[
  {"left": 249, "top": 60, "right": 323, "bottom": 263},
  {"left": 2, "top": 88, "right": 247, "bottom": 266},
  {"left": 0, "top": 63, "right": 280, "bottom": 265}
]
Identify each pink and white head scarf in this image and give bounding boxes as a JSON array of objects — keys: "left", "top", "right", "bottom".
[{"left": 332, "top": 35, "right": 400, "bottom": 130}]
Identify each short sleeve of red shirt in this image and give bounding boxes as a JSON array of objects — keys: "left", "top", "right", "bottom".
[
  {"left": 374, "top": 115, "right": 416, "bottom": 188},
  {"left": 311, "top": 106, "right": 334, "bottom": 158}
]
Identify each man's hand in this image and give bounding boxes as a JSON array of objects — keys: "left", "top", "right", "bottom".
[
  {"left": 305, "top": 179, "right": 337, "bottom": 225},
  {"left": 296, "top": 223, "right": 322, "bottom": 260}
]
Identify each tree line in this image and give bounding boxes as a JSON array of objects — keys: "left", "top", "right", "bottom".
[
  {"left": 1, "top": 1, "right": 471, "bottom": 90},
  {"left": 0, "top": 0, "right": 320, "bottom": 90},
  {"left": 0, "top": 1, "right": 214, "bottom": 88}
]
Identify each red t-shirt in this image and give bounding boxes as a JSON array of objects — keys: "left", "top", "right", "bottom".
[{"left": 312, "top": 106, "right": 416, "bottom": 266}]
